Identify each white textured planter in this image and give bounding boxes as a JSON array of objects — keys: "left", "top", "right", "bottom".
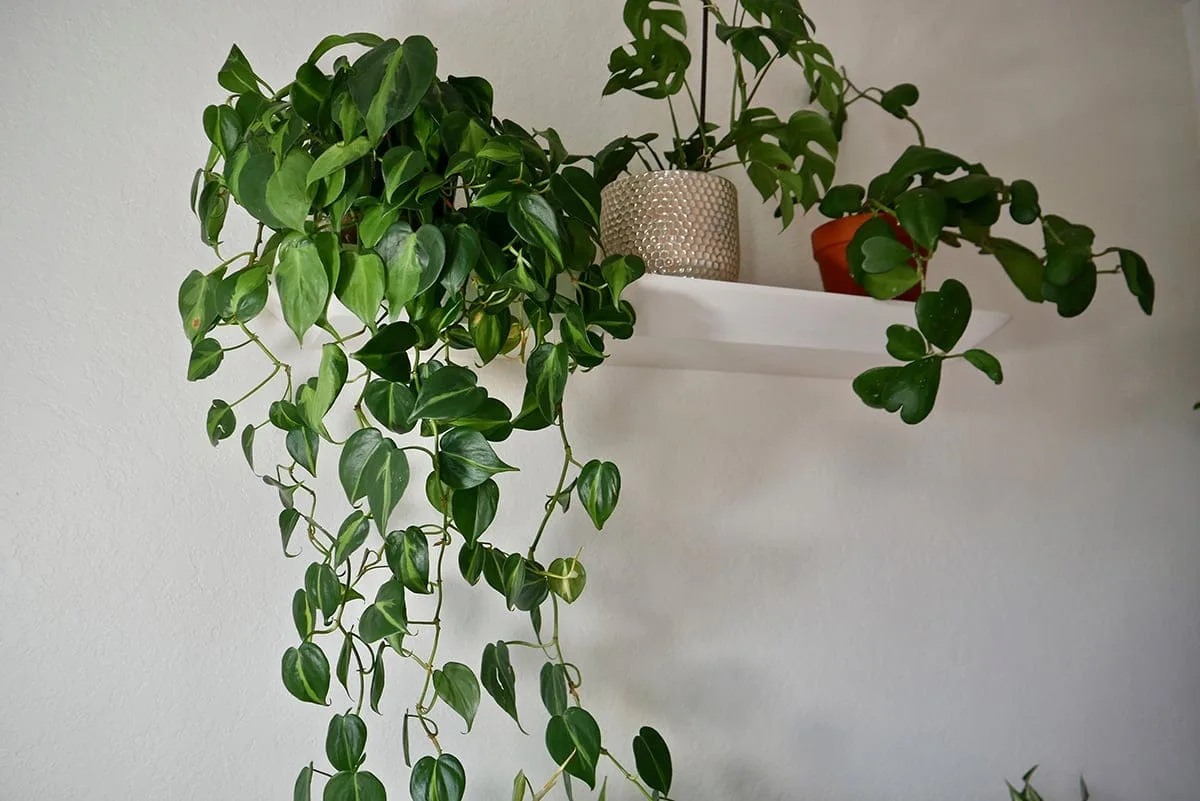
[{"left": 600, "top": 170, "right": 740, "bottom": 282}]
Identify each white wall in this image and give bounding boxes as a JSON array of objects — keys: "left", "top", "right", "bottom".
[{"left": 2, "top": 1, "right": 1198, "bottom": 800}]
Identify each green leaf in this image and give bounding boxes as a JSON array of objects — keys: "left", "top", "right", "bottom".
[
  {"left": 468, "top": 308, "right": 508, "bottom": 365},
  {"left": 539, "top": 662, "right": 569, "bottom": 716},
  {"left": 382, "top": 146, "right": 427, "bottom": 200},
  {"left": 438, "top": 428, "right": 517, "bottom": 490},
  {"left": 270, "top": 400, "right": 305, "bottom": 431},
  {"left": 339, "top": 428, "right": 384, "bottom": 503},
  {"left": 267, "top": 150, "right": 316, "bottom": 232},
  {"left": 178, "top": 269, "right": 222, "bottom": 343},
  {"left": 632, "top": 726, "right": 672, "bottom": 794},
  {"left": 325, "top": 713, "right": 367, "bottom": 772},
  {"left": 354, "top": 322, "right": 418, "bottom": 382},
  {"left": 308, "top": 137, "right": 373, "bottom": 186},
  {"left": 547, "top": 557, "right": 587, "bottom": 604},
  {"left": 336, "top": 252, "right": 386, "bottom": 329},
  {"left": 1118, "top": 249, "right": 1155, "bottom": 315},
  {"left": 287, "top": 427, "right": 320, "bottom": 476},
  {"left": 276, "top": 235, "right": 331, "bottom": 343},
  {"left": 364, "top": 380, "right": 417, "bottom": 434},
  {"left": 239, "top": 424, "right": 255, "bottom": 470},
  {"left": 818, "top": 184, "right": 866, "bottom": 218},
  {"left": 577, "top": 460, "right": 620, "bottom": 530},
  {"left": 411, "top": 366, "right": 486, "bottom": 421},
  {"left": 915, "top": 279, "right": 972, "bottom": 352},
  {"left": 294, "top": 765, "right": 313, "bottom": 801},
  {"left": 280, "top": 508, "right": 302, "bottom": 556},
  {"left": 349, "top": 36, "right": 437, "bottom": 144},
  {"left": 197, "top": 178, "right": 229, "bottom": 245},
  {"left": 442, "top": 225, "right": 481, "bottom": 293},
  {"left": 282, "top": 642, "right": 330, "bottom": 705},
  {"left": 526, "top": 343, "right": 569, "bottom": 421},
  {"left": 481, "top": 641, "right": 522, "bottom": 728},
  {"left": 325, "top": 771, "right": 386, "bottom": 801},
  {"left": 374, "top": 223, "right": 426, "bottom": 311},
  {"left": 449, "top": 479, "right": 498, "bottom": 545},
  {"left": 550, "top": 166, "right": 603, "bottom": 228},
  {"left": 358, "top": 204, "right": 399, "bottom": 250},
  {"left": 895, "top": 188, "right": 946, "bottom": 251},
  {"left": 307, "top": 32, "right": 386, "bottom": 63},
  {"left": 334, "top": 511, "right": 371, "bottom": 566},
  {"left": 188, "top": 338, "right": 224, "bottom": 381},
  {"left": 305, "top": 562, "right": 341, "bottom": 622},
  {"left": 880, "top": 83, "right": 919, "bottom": 118},
  {"left": 860, "top": 236, "right": 916, "bottom": 275},
  {"left": 985, "top": 238, "right": 1045, "bottom": 303},
  {"left": 292, "top": 588, "right": 315, "bottom": 640},
  {"left": 600, "top": 254, "right": 646, "bottom": 307},
  {"left": 449, "top": 397, "right": 513, "bottom": 443},
  {"left": 385, "top": 527, "right": 430, "bottom": 593},
  {"left": 359, "top": 580, "right": 409, "bottom": 642},
  {"left": 853, "top": 357, "right": 944, "bottom": 425},
  {"left": 335, "top": 632, "right": 353, "bottom": 695},
  {"left": 363, "top": 439, "right": 409, "bottom": 533},
  {"left": 885, "top": 325, "right": 928, "bottom": 362},
  {"left": 434, "top": 663, "right": 481, "bottom": 731},
  {"left": 963, "top": 349, "right": 1004, "bottom": 384},
  {"left": 217, "top": 44, "right": 260, "bottom": 94},
  {"left": 1043, "top": 260, "right": 1097, "bottom": 318},
  {"left": 218, "top": 264, "right": 269, "bottom": 323},
  {"left": 458, "top": 541, "right": 485, "bottom": 585},
  {"left": 369, "top": 645, "right": 386, "bottom": 713},
  {"left": 508, "top": 193, "right": 563, "bottom": 264},
  {"left": 545, "top": 707, "right": 602, "bottom": 789},
  {"left": 226, "top": 144, "right": 285, "bottom": 228},
  {"left": 206, "top": 400, "right": 236, "bottom": 446},
  {"left": 410, "top": 754, "right": 466, "bottom": 801},
  {"left": 301, "top": 343, "right": 348, "bottom": 434},
  {"left": 1009, "top": 180, "right": 1041, "bottom": 225},
  {"left": 501, "top": 552, "right": 529, "bottom": 610}
]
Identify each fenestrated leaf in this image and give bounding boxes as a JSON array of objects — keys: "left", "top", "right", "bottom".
[
  {"left": 382, "top": 146, "right": 426, "bottom": 200},
  {"left": 206, "top": 400, "right": 236, "bottom": 446},
  {"left": 307, "top": 137, "right": 373, "bottom": 186},
  {"left": 539, "top": 662, "right": 569, "bottom": 716},
  {"left": 411, "top": 365, "right": 486, "bottom": 421},
  {"left": 287, "top": 427, "right": 320, "bottom": 476},
  {"left": 438, "top": 428, "right": 517, "bottom": 490},
  {"left": 895, "top": 188, "right": 945, "bottom": 251},
  {"left": 450, "top": 479, "right": 498, "bottom": 545},
  {"left": 188, "top": 338, "right": 224, "bottom": 381},
  {"left": 547, "top": 557, "right": 587, "bottom": 604},
  {"left": 339, "top": 428, "right": 384, "bottom": 503},
  {"left": 178, "top": 269, "right": 222, "bottom": 343},
  {"left": 333, "top": 510, "right": 370, "bottom": 566},
  {"left": 481, "top": 641, "right": 522, "bottom": 729},
  {"left": 325, "top": 712, "right": 367, "bottom": 772},
  {"left": 335, "top": 251, "right": 386, "bottom": 329},
  {"left": 304, "top": 561, "right": 341, "bottom": 623},
  {"left": 885, "top": 325, "right": 928, "bottom": 362},
  {"left": 364, "top": 379, "right": 417, "bottom": 434},
  {"left": 576, "top": 460, "right": 620, "bottom": 530},
  {"left": 276, "top": 235, "right": 331, "bottom": 343},
  {"left": 359, "top": 579, "right": 409, "bottom": 642},
  {"left": 526, "top": 343, "right": 568, "bottom": 421},
  {"left": 385, "top": 527, "right": 430, "bottom": 593},
  {"left": 294, "top": 764, "right": 313, "bottom": 801},
  {"left": 410, "top": 754, "right": 466, "bottom": 801},
  {"left": 545, "top": 708, "right": 601, "bottom": 789},
  {"left": 508, "top": 193, "right": 563, "bottom": 264},
  {"left": 434, "top": 662, "right": 481, "bottom": 731},
  {"left": 363, "top": 439, "right": 409, "bottom": 533},
  {"left": 282, "top": 642, "right": 330, "bottom": 705},
  {"left": 267, "top": 149, "right": 316, "bottom": 232},
  {"left": 915, "top": 279, "right": 972, "bottom": 352},
  {"left": 292, "top": 588, "right": 315, "bottom": 640},
  {"left": 632, "top": 726, "right": 672, "bottom": 794},
  {"left": 963, "top": 349, "right": 1004, "bottom": 384},
  {"left": 325, "top": 770, "right": 386, "bottom": 801}
]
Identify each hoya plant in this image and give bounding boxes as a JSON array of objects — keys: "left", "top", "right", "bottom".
[{"left": 181, "top": 33, "right": 672, "bottom": 801}]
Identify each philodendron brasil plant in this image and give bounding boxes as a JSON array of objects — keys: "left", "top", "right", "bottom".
[
  {"left": 182, "top": 32, "right": 670, "bottom": 801},
  {"left": 600, "top": 0, "right": 1155, "bottom": 424}
]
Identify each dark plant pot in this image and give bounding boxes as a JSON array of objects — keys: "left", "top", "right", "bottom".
[{"left": 811, "top": 212, "right": 923, "bottom": 301}]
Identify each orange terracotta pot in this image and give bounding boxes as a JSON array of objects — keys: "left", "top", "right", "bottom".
[{"left": 811, "top": 213, "right": 923, "bottom": 302}]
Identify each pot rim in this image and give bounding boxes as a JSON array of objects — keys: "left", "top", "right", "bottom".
[{"left": 602, "top": 168, "right": 738, "bottom": 193}]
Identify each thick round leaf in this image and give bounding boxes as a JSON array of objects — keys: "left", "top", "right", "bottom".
[
  {"left": 885, "top": 325, "right": 928, "bottom": 362},
  {"left": 385, "top": 527, "right": 430, "bottom": 593},
  {"left": 325, "top": 713, "right": 367, "bottom": 772},
  {"left": 963, "top": 349, "right": 1004, "bottom": 384},
  {"left": 915, "top": 279, "right": 972, "bottom": 352},
  {"left": 339, "top": 428, "right": 384, "bottom": 503},
  {"left": 1044, "top": 261, "right": 1097, "bottom": 319},
  {"left": 188, "top": 338, "right": 224, "bottom": 381},
  {"left": 818, "top": 184, "right": 866, "bottom": 219},
  {"left": 1009, "top": 179, "right": 1041, "bottom": 225},
  {"left": 880, "top": 83, "right": 919, "bottom": 117},
  {"left": 206, "top": 400, "right": 236, "bottom": 446},
  {"left": 325, "top": 771, "right": 386, "bottom": 801},
  {"left": 846, "top": 216, "right": 896, "bottom": 286},
  {"left": 545, "top": 708, "right": 601, "bottom": 789},
  {"left": 450, "top": 479, "right": 498, "bottom": 544},
  {"left": 438, "top": 428, "right": 517, "bottom": 490},
  {"left": 547, "top": 557, "right": 587, "bottom": 604},
  {"left": 577, "top": 460, "right": 620, "bottom": 530},
  {"left": 480, "top": 641, "right": 521, "bottom": 728},
  {"left": 363, "top": 440, "right": 409, "bottom": 533},
  {"left": 410, "top": 754, "right": 466, "bottom": 801},
  {"left": 434, "top": 662, "right": 481, "bottom": 731},
  {"left": 364, "top": 380, "right": 417, "bottom": 434},
  {"left": 539, "top": 662, "right": 569, "bottom": 716},
  {"left": 861, "top": 236, "right": 915, "bottom": 275},
  {"left": 282, "top": 642, "right": 330, "bottom": 705},
  {"left": 508, "top": 193, "right": 563, "bottom": 264},
  {"left": 287, "top": 427, "right": 320, "bottom": 476},
  {"left": 276, "top": 235, "right": 330, "bottom": 343},
  {"left": 632, "top": 726, "right": 672, "bottom": 794},
  {"left": 412, "top": 366, "right": 486, "bottom": 421},
  {"left": 895, "top": 188, "right": 946, "bottom": 251}
]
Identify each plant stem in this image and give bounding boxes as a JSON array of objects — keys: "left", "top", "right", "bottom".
[
  {"left": 601, "top": 750, "right": 655, "bottom": 801},
  {"left": 529, "top": 414, "right": 574, "bottom": 558}
]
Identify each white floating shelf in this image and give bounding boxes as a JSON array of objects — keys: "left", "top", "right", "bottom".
[{"left": 609, "top": 274, "right": 1011, "bottom": 378}]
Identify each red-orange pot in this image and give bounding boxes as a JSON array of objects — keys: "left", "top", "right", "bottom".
[{"left": 811, "top": 213, "right": 923, "bottom": 302}]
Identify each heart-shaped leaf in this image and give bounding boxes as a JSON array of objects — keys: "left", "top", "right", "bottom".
[
  {"left": 359, "top": 580, "right": 408, "bottom": 642},
  {"left": 188, "top": 338, "right": 224, "bottom": 381},
  {"left": 206, "top": 400, "right": 236, "bottom": 446},
  {"left": 304, "top": 562, "right": 340, "bottom": 623},
  {"left": 852, "top": 357, "right": 944, "bottom": 425},
  {"left": 335, "top": 251, "right": 386, "bottom": 329},
  {"left": 282, "top": 642, "right": 330, "bottom": 705},
  {"left": 325, "top": 713, "right": 367, "bottom": 772},
  {"left": 353, "top": 322, "right": 418, "bottom": 382},
  {"left": 547, "top": 557, "right": 587, "bottom": 604},
  {"left": 1118, "top": 249, "right": 1154, "bottom": 315},
  {"left": 577, "top": 460, "right": 620, "bottom": 530},
  {"left": 438, "top": 428, "right": 517, "bottom": 490},
  {"left": 885, "top": 324, "right": 928, "bottom": 362},
  {"left": 880, "top": 83, "right": 919, "bottom": 117},
  {"left": 325, "top": 771, "right": 386, "bottom": 801},
  {"left": 385, "top": 527, "right": 430, "bottom": 593},
  {"left": 963, "top": 349, "right": 1004, "bottom": 384},
  {"left": 632, "top": 726, "right": 672, "bottom": 794},
  {"left": 915, "top": 279, "right": 972, "bottom": 352},
  {"left": 539, "top": 662, "right": 569, "bottom": 717},
  {"left": 508, "top": 193, "right": 563, "bottom": 264},
  {"left": 286, "top": 427, "right": 320, "bottom": 476},
  {"left": 545, "top": 707, "right": 602, "bottom": 789},
  {"left": 333, "top": 511, "right": 370, "bottom": 567},
  {"left": 276, "top": 235, "right": 330, "bottom": 343},
  {"left": 339, "top": 428, "right": 384, "bottom": 503},
  {"left": 411, "top": 365, "right": 486, "bottom": 422},
  {"left": 481, "top": 641, "right": 522, "bottom": 729},
  {"left": 894, "top": 187, "right": 945, "bottom": 251},
  {"left": 450, "top": 479, "right": 499, "bottom": 545},
  {"left": 433, "top": 662, "right": 481, "bottom": 731},
  {"left": 987, "top": 238, "right": 1045, "bottom": 303},
  {"left": 363, "top": 439, "right": 409, "bottom": 533},
  {"left": 363, "top": 380, "right": 417, "bottom": 435},
  {"left": 861, "top": 236, "right": 916, "bottom": 275},
  {"left": 410, "top": 754, "right": 466, "bottom": 801}
]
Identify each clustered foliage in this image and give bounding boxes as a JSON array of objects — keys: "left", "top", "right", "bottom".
[
  {"left": 600, "top": 0, "right": 1155, "bottom": 424},
  {"left": 181, "top": 31, "right": 672, "bottom": 801}
]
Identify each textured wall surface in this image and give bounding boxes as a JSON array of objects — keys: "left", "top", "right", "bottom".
[{"left": 1, "top": 1, "right": 1198, "bottom": 800}]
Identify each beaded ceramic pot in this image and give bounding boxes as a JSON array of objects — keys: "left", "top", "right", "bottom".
[{"left": 600, "top": 170, "right": 740, "bottom": 281}]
